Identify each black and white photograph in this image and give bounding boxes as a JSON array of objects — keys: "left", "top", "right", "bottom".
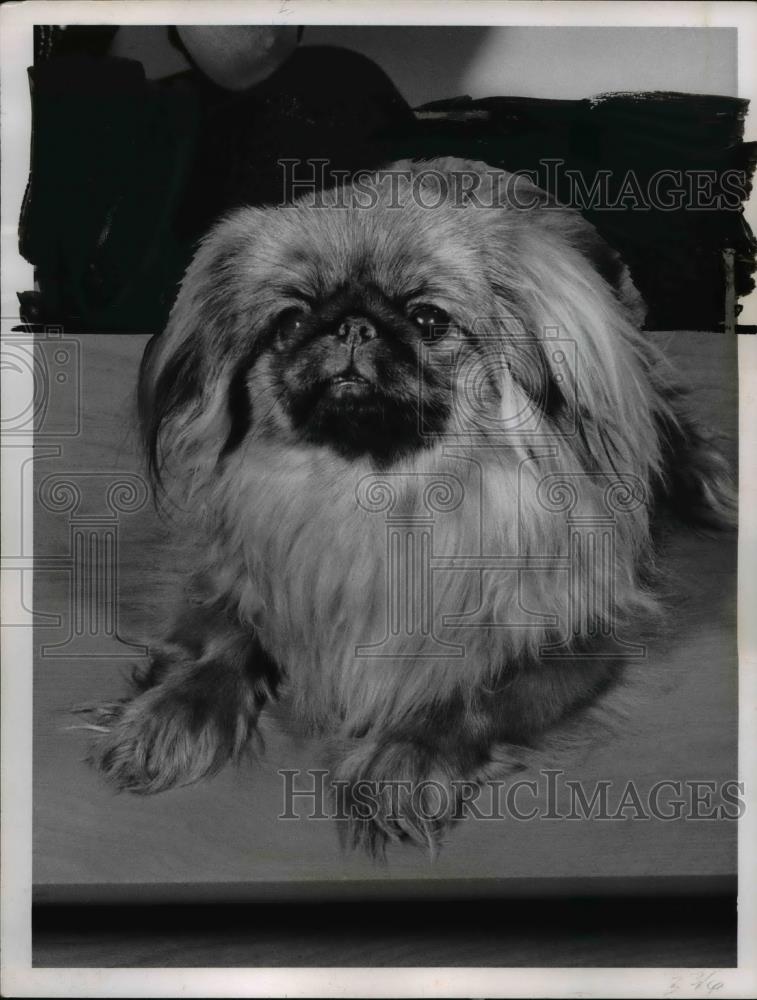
[{"left": 1, "top": 1, "right": 756, "bottom": 996}]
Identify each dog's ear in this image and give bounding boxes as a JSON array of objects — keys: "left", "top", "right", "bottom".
[
  {"left": 480, "top": 175, "right": 669, "bottom": 483},
  {"left": 552, "top": 208, "right": 648, "bottom": 328},
  {"left": 138, "top": 212, "right": 256, "bottom": 492}
]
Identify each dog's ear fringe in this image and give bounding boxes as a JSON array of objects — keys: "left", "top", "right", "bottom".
[
  {"left": 480, "top": 184, "right": 736, "bottom": 532},
  {"left": 137, "top": 216, "right": 253, "bottom": 500},
  {"left": 490, "top": 234, "right": 665, "bottom": 480},
  {"left": 138, "top": 332, "right": 200, "bottom": 495}
]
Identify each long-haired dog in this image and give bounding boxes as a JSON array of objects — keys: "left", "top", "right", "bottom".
[{"left": 85, "top": 158, "right": 735, "bottom": 853}]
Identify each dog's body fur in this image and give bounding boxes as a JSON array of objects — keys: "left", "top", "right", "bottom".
[{"left": 86, "top": 158, "right": 735, "bottom": 851}]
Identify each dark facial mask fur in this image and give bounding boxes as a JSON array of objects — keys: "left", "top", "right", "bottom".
[{"left": 266, "top": 280, "right": 455, "bottom": 462}]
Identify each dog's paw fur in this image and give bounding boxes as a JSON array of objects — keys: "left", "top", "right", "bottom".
[
  {"left": 80, "top": 661, "right": 261, "bottom": 794},
  {"left": 332, "top": 738, "right": 462, "bottom": 858}
]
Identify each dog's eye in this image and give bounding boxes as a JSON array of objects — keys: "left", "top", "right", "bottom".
[
  {"left": 409, "top": 304, "right": 452, "bottom": 341},
  {"left": 274, "top": 308, "right": 308, "bottom": 348}
]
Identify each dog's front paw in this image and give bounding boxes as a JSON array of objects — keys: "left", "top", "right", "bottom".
[
  {"left": 333, "top": 739, "right": 458, "bottom": 858},
  {"left": 78, "top": 679, "right": 255, "bottom": 794}
]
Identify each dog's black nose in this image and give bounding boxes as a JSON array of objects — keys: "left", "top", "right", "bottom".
[{"left": 336, "top": 316, "right": 377, "bottom": 346}]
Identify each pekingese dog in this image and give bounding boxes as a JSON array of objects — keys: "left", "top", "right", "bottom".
[{"left": 85, "top": 158, "right": 735, "bottom": 853}]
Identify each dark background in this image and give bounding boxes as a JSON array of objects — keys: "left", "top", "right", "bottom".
[{"left": 18, "top": 25, "right": 757, "bottom": 335}]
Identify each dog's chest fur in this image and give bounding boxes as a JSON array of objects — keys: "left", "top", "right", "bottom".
[{"left": 206, "top": 440, "right": 598, "bottom": 729}]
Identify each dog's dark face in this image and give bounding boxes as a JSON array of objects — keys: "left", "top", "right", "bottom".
[
  {"left": 215, "top": 179, "right": 503, "bottom": 467},
  {"left": 265, "top": 280, "right": 455, "bottom": 462},
  {"left": 141, "top": 158, "right": 654, "bottom": 485}
]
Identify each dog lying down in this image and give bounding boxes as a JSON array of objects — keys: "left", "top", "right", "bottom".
[{"left": 78, "top": 158, "right": 735, "bottom": 854}]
